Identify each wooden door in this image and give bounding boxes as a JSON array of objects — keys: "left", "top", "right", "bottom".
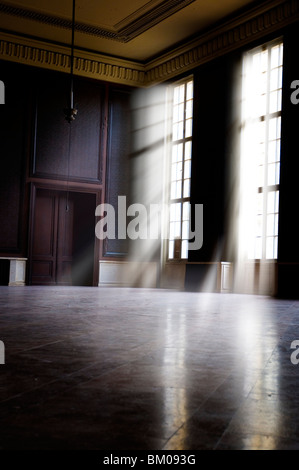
[
  {"left": 31, "top": 188, "right": 59, "bottom": 285},
  {"left": 30, "top": 189, "right": 95, "bottom": 285},
  {"left": 56, "top": 193, "right": 74, "bottom": 285}
]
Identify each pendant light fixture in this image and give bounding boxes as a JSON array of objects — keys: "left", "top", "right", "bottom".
[
  {"left": 64, "top": 0, "right": 77, "bottom": 212},
  {"left": 64, "top": 0, "right": 78, "bottom": 123}
]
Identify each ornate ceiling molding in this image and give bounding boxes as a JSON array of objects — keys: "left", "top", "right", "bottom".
[
  {"left": 0, "top": 0, "right": 195, "bottom": 42},
  {"left": 0, "top": 0, "right": 298, "bottom": 87},
  {"left": 0, "top": 32, "right": 146, "bottom": 87},
  {"left": 145, "top": 0, "right": 299, "bottom": 84}
]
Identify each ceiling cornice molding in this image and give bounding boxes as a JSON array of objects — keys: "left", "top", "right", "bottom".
[
  {"left": 145, "top": 0, "right": 299, "bottom": 84},
  {"left": 0, "top": 32, "right": 146, "bottom": 87},
  {"left": 0, "top": 0, "right": 195, "bottom": 43},
  {"left": 0, "top": 0, "right": 298, "bottom": 87}
]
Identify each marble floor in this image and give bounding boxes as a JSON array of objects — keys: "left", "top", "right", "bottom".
[{"left": 0, "top": 285, "right": 299, "bottom": 450}]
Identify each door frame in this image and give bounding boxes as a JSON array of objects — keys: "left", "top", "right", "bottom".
[{"left": 28, "top": 181, "right": 101, "bottom": 286}]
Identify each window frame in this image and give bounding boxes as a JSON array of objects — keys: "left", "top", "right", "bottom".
[
  {"left": 241, "top": 38, "right": 283, "bottom": 261},
  {"left": 165, "top": 75, "right": 194, "bottom": 262}
]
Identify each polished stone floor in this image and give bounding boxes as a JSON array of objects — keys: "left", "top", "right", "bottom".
[{"left": 0, "top": 285, "right": 299, "bottom": 450}]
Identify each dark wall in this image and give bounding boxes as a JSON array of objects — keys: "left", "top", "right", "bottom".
[
  {"left": 103, "top": 88, "right": 131, "bottom": 257},
  {"left": 0, "top": 61, "right": 31, "bottom": 255},
  {"left": 190, "top": 56, "right": 231, "bottom": 263},
  {"left": 277, "top": 24, "right": 299, "bottom": 297},
  {"left": 186, "top": 56, "right": 234, "bottom": 290},
  {"left": 0, "top": 61, "right": 133, "bottom": 273}
]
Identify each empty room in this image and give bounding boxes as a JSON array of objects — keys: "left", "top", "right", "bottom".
[{"left": 1, "top": 0, "right": 299, "bottom": 453}]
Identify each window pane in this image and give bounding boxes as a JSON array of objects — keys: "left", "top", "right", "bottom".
[
  {"left": 266, "top": 237, "right": 274, "bottom": 259},
  {"left": 183, "top": 179, "right": 191, "bottom": 198},
  {"left": 267, "top": 191, "right": 275, "bottom": 213},
  {"left": 172, "top": 143, "right": 183, "bottom": 163},
  {"left": 182, "top": 221, "right": 189, "bottom": 239},
  {"left": 184, "top": 159, "right": 191, "bottom": 179},
  {"left": 186, "top": 100, "right": 193, "bottom": 119},
  {"left": 185, "top": 119, "right": 193, "bottom": 138},
  {"left": 267, "top": 214, "right": 275, "bottom": 236},
  {"left": 183, "top": 202, "right": 189, "bottom": 221},
  {"left": 268, "top": 141, "right": 277, "bottom": 163},
  {"left": 172, "top": 123, "right": 179, "bottom": 141},
  {"left": 175, "top": 103, "right": 184, "bottom": 122},
  {"left": 173, "top": 122, "right": 184, "bottom": 140},
  {"left": 173, "top": 87, "right": 179, "bottom": 105},
  {"left": 270, "top": 90, "right": 280, "bottom": 113},
  {"left": 187, "top": 81, "right": 193, "bottom": 100},
  {"left": 174, "top": 84, "right": 185, "bottom": 104},
  {"left": 185, "top": 141, "right": 192, "bottom": 159},
  {"left": 268, "top": 163, "right": 276, "bottom": 186},
  {"left": 181, "top": 240, "right": 188, "bottom": 259},
  {"left": 269, "top": 117, "right": 279, "bottom": 140},
  {"left": 270, "top": 67, "right": 279, "bottom": 91},
  {"left": 174, "top": 221, "right": 180, "bottom": 238},
  {"left": 168, "top": 240, "right": 174, "bottom": 259},
  {"left": 271, "top": 45, "right": 280, "bottom": 69}
]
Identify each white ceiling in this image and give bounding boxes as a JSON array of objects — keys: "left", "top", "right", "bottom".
[{"left": 0, "top": 0, "right": 260, "bottom": 62}]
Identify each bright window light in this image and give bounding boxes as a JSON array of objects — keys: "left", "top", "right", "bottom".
[
  {"left": 168, "top": 77, "right": 194, "bottom": 260},
  {"left": 241, "top": 40, "right": 283, "bottom": 260}
]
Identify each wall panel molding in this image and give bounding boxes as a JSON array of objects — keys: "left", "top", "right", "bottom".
[{"left": 0, "top": 0, "right": 298, "bottom": 86}]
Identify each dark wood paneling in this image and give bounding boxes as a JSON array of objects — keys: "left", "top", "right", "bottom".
[
  {"left": 0, "top": 61, "right": 29, "bottom": 254},
  {"left": 0, "top": 259, "right": 10, "bottom": 285},
  {"left": 276, "top": 24, "right": 299, "bottom": 297},
  {"left": 56, "top": 194, "right": 74, "bottom": 285},
  {"left": 104, "top": 88, "right": 131, "bottom": 257},
  {"left": 72, "top": 192, "right": 96, "bottom": 286},
  {"left": 31, "top": 189, "right": 58, "bottom": 284},
  {"left": 33, "top": 72, "right": 104, "bottom": 184}
]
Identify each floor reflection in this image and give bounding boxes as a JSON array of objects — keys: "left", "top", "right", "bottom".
[{"left": 0, "top": 287, "right": 298, "bottom": 449}]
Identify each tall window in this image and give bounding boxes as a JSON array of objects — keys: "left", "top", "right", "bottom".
[
  {"left": 167, "top": 77, "right": 194, "bottom": 260},
  {"left": 241, "top": 39, "right": 283, "bottom": 260}
]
